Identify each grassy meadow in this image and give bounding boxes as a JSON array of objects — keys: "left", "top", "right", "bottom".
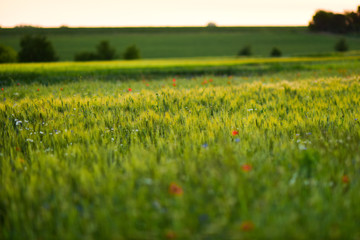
[
  {"left": 1, "top": 27, "right": 360, "bottom": 60},
  {"left": 1, "top": 56, "right": 360, "bottom": 239}
]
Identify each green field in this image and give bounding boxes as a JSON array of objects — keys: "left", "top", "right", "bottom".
[
  {"left": 1, "top": 56, "right": 360, "bottom": 239},
  {"left": 1, "top": 27, "right": 360, "bottom": 60}
]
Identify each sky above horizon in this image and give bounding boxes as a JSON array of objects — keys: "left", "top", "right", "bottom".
[{"left": 0, "top": 0, "right": 358, "bottom": 27}]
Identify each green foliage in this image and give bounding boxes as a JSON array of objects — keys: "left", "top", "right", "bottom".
[
  {"left": 74, "top": 40, "right": 116, "bottom": 61},
  {"left": 238, "top": 45, "right": 252, "bottom": 56},
  {"left": 0, "top": 44, "right": 17, "bottom": 63},
  {"left": 270, "top": 47, "right": 282, "bottom": 57},
  {"left": 18, "top": 35, "right": 58, "bottom": 62},
  {"left": 123, "top": 44, "right": 141, "bottom": 60},
  {"left": 334, "top": 38, "right": 349, "bottom": 52},
  {"left": 309, "top": 6, "right": 360, "bottom": 33},
  {"left": 74, "top": 51, "right": 98, "bottom": 61},
  {"left": 96, "top": 40, "right": 116, "bottom": 60}
]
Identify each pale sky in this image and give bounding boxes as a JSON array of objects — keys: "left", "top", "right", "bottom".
[{"left": 0, "top": 0, "right": 358, "bottom": 27}]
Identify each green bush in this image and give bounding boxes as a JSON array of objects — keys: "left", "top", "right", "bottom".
[
  {"left": 74, "top": 52, "right": 98, "bottom": 61},
  {"left": 123, "top": 45, "right": 141, "bottom": 60},
  {"left": 96, "top": 41, "right": 116, "bottom": 60},
  {"left": 334, "top": 38, "right": 349, "bottom": 52},
  {"left": 0, "top": 44, "right": 17, "bottom": 63},
  {"left": 18, "top": 35, "right": 58, "bottom": 62},
  {"left": 74, "top": 40, "right": 116, "bottom": 61},
  {"left": 270, "top": 47, "right": 282, "bottom": 57},
  {"left": 238, "top": 45, "right": 252, "bottom": 56}
]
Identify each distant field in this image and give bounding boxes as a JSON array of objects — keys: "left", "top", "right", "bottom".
[
  {"left": 1, "top": 55, "right": 360, "bottom": 85},
  {"left": 1, "top": 27, "right": 360, "bottom": 60}
]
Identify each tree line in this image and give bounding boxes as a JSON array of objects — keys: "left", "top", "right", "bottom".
[
  {"left": 309, "top": 6, "right": 360, "bottom": 34},
  {"left": 0, "top": 35, "right": 141, "bottom": 63}
]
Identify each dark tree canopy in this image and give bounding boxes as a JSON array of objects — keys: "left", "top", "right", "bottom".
[
  {"left": 270, "top": 47, "right": 282, "bottom": 57},
  {"left": 334, "top": 38, "right": 349, "bottom": 52},
  {"left": 0, "top": 44, "right": 17, "bottom": 63},
  {"left": 238, "top": 45, "right": 252, "bottom": 56},
  {"left": 309, "top": 6, "right": 360, "bottom": 34},
  {"left": 18, "top": 35, "right": 58, "bottom": 62},
  {"left": 123, "top": 45, "right": 141, "bottom": 60},
  {"left": 96, "top": 41, "right": 116, "bottom": 60},
  {"left": 74, "top": 40, "right": 116, "bottom": 61}
]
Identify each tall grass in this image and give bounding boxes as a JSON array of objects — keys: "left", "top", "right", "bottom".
[{"left": 1, "top": 65, "right": 360, "bottom": 239}]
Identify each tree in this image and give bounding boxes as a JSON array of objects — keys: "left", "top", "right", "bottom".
[
  {"left": 74, "top": 52, "right": 98, "bottom": 61},
  {"left": 123, "top": 45, "right": 141, "bottom": 60},
  {"left": 308, "top": 6, "right": 360, "bottom": 33},
  {"left": 238, "top": 45, "right": 252, "bottom": 56},
  {"left": 0, "top": 44, "right": 17, "bottom": 63},
  {"left": 96, "top": 40, "right": 116, "bottom": 60},
  {"left": 334, "top": 38, "right": 349, "bottom": 52},
  {"left": 74, "top": 40, "right": 116, "bottom": 61},
  {"left": 18, "top": 35, "right": 58, "bottom": 62},
  {"left": 270, "top": 47, "right": 282, "bottom": 57}
]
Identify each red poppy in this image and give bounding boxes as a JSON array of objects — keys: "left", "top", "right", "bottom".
[
  {"left": 242, "top": 164, "right": 252, "bottom": 172},
  {"left": 232, "top": 130, "right": 239, "bottom": 136},
  {"left": 168, "top": 182, "right": 183, "bottom": 196},
  {"left": 172, "top": 78, "right": 176, "bottom": 82},
  {"left": 342, "top": 175, "right": 350, "bottom": 183},
  {"left": 209, "top": 79, "right": 213, "bottom": 82},
  {"left": 37, "top": 88, "right": 40, "bottom": 91},
  {"left": 128, "top": 88, "right": 132, "bottom": 92},
  {"left": 173, "top": 83, "right": 176, "bottom": 87},
  {"left": 240, "top": 221, "right": 254, "bottom": 231},
  {"left": 60, "top": 88, "right": 63, "bottom": 91},
  {"left": 146, "top": 83, "right": 150, "bottom": 87},
  {"left": 165, "top": 230, "right": 176, "bottom": 239},
  {"left": 1, "top": 88, "right": 4, "bottom": 91}
]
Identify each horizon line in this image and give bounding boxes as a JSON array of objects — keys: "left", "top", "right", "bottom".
[{"left": 1, "top": 24, "right": 308, "bottom": 29}]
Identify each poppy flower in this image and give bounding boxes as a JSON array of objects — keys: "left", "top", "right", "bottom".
[
  {"left": 60, "top": 88, "right": 63, "bottom": 91},
  {"left": 173, "top": 83, "right": 176, "bottom": 87},
  {"left": 172, "top": 78, "right": 176, "bottom": 82},
  {"left": 232, "top": 130, "right": 239, "bottom": 136},
  {"left": 342, "top": 175, "right": 349, "bottom": 183},
  {"left": 1, "top": 88, "right": 3, "bottom": 91},
  {"left": 146, "top": 83, "right": 150, "bottom": 87},
  {"left": 240, "top": 221, "right": 254, "bottom": 231},
  {"left": 209, "top": 79, "right": 213, "bottom": 82},
  {"left": 128, "top": 88, "right": 132, "bottom": 92},
  {"left": 165, "top": 230, "right": 176, "bottom": 239},
  {"left": 168, "top": 182, "right": 183, "bottom": 196},
  {"left": 242, "top": 164, "right": 252, "bottom": 172},
  {"left": 37, "top": 88, "right": 40, "bottom": 91}
]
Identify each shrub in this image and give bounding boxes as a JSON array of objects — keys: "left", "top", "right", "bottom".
[
  {"left": 96, "top": 41, "right": 116, "bottom": 60},
  {"left": 18, "top": 35, "right": 58, "bottom": 62},
  {"left": 238, "top": 45, "right": 252, "bottom": 56},
  {"left": 74, "top": 40, "right": 116, "bottom": 61},
  {"left": 123, "top": 45, "right": 141, "bottom": 60},
  {"left": 334, "top": 38, "right": 349, "bottom": 52},
  {"left": 0, "top": 44, "right": 17, "bottom": 63},
  {"left": 270, "top": 47, "right": 282, "bottom": 57},
  {"left": 74, "top": 52, "right": 98, "bottom": 61}
]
